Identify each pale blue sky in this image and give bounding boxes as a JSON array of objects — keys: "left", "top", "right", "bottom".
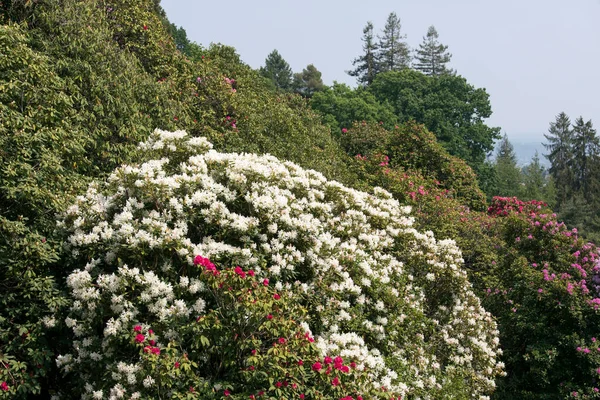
[{"left": 161, "top": 0, "right": 599, "bottom": 143}]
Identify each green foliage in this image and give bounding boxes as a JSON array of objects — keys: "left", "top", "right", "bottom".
[
  {"left": 376, "top": 12, "right": 410, "bottom": 72},
  {"left": 310, "top": 83, "right": 397, "bottom": 135},
  {"left": 413, "top": 25, "right": 453, "bottom": 76},
  {"left": 494, "top": 135, "right": 524, "bottom": 198},
  {"left": 0, "top": 1, "right": 355, "bottom": 397},
  {"left": 347, "top": 21, "right": 379, "bottom": 86},
  {"left": 521, "top": 152, "right": 555, "bottom": 207},
  {"left": 0, "top": 23, "right": 85, "bottom": 397},
  {"left": 369, "top": 69, "right": 501, "bottom": 174},
  {"left": 53, "top": 130, "right": 503, "bottom": 398},
  {"left": 543, "top": 112, "right": 600, "bottom": 241},
  {"left": 482, "top": 198, "right": 600, "bottom": 398},
  {"left": 292, "top": 64, "right": 325, "bottom": 98},
  {"left": 259, "top": 49, "right": 293, "bottom": 91},
  {"left": 544, "top": 112, "right": 574, "bottom": 205},
  {"left": 571, "top": 116, "right": 598, "bottom": 200},
  {"left": 342, "top": 121, "right": 487, "bottom": 210}
]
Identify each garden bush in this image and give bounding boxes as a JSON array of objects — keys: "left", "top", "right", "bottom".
[{"left": 54, "top": 129, "right": 504, "bottom": 398}]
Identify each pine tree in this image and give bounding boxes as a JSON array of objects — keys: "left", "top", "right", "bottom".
[
  {"left": 376, "top": 12, "right": 411, "bottom": 72},
  {"left": 494, "top": 134, "right": 523, "bottom": 197},
  {"left": 259, "top": 50, "right": 293, "bottom": 91},
  {"left": 413, "top": 26, "right": 452, "bottom": 76},
  {"left": 571, "top": 116, "right": 598, "bottom": 199},
  {"left": 522, "top": 152, "right": 546, "bottom": 202},
  {"left": 348, "top": 21, "right": 379, "bottom": 86},
  {"left": 543, "top": 112, "right": 574, "bottom": 205},
  {"left": 292, "top": 64, "right": 325, "bottom": 97}
]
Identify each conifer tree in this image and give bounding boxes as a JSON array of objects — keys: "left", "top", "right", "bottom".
[
  {"left": 260, "top": 49, "right": 293, "bottom": 91},
  {"left": 292, "top": 64, "right": 325, "bottom": 97},
  {"left": 494, "top": 134, "right": 523, "bottom": 197},
  {"left": 376, "top": 12, "right": 411, "bottom": 72},
  {"left": 543, "top": 112, "right": 574, "bottom": 205},
  {"left": 413, "top": 26, "right": 452, "bottom": 76},
  {"left": 571, "top": 116, "right": 598, "bottom": 199},
  {"left": 522, "top": 152, "right": 546, "bottom": 202},
  {"left": 348, "top": 21, "right": 379, "bottom": 85}
]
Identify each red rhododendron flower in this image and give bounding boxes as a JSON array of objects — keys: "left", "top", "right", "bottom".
[
  {"left": 334, "top": 356, "right": 343, "bottom": 368},
  {"left": 312, "top": 362, "right": 322, "bottom": 371},
  {"left": 263, "top": 278, "right": 269, "bottom": 286},
  {"left": 224, "top": 389, "right": 230, "bottom": 396},
  {"left": 324, "top": 356, "right": 333, "bottom": 364},
  {"left": 278, "top": 337, "right": 286, "bottom": 344},
  {"left": 267, "top": 314, "right": 273, "bottom": 320},
  {"left": 273, "top": 293, "right": 280, "bottom": 300},
  {"left": 135, "top": 334, "right": 145, "bottom": 343},
  {"left": 133, "top": 325, "right": 142, "bottom": 332},
  {"left": 248, "top": 269, "right": 255, "bottom": 277},
  {"left": 332, "top": 377, "right": 340, "bottom": 386},
  {"left": 234, "top": 266, "right": 246, "bottom": 278},
  {"left": 0, "top": 382, "right": 8, "bottom": 391},
  {"left": 174, "top": 361, "right": 180, "bottom": 368}
]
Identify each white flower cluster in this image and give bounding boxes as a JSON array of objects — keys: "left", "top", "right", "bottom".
[{"left": 57, "top": 129, "right": 503, "bottom": 398}]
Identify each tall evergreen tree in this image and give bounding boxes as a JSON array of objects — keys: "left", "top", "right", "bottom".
[
  {"left": 571, "top": 116, "right": 598, "bottom": 199},
  {"left": 543, "top": 112, "right": 574, "bottom": 205},
  {"left": 259, "top": 49, "right": 293, "bottom": 91},
  {"left": 292, "top": 64, "right": 325, "bottom": 97},
  {"left": 413, "top": 26, "right": 452, "bottom": 76},
  {"left": 376, "top": 12, "right": 411, "bottom": 72},
  {"left": 348, "top": 21, "right": 379, "bottom": 86},
  {"left": 494, "top": 134, "right": 523, "bottom": 197},
  {"left": 522, "top": 152, "right": 547, "bottom": 202}
]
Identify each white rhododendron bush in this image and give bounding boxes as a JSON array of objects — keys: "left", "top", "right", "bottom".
[{"left": 56, "top": 129, "right": 504, "bottom": 399}]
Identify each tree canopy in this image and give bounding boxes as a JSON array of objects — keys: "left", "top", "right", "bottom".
[{"left": 369, "top": 69, "right": 501, "bottom": 173}]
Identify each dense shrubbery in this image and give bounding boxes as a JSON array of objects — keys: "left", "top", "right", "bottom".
[
  {"left": 3, "top": 0, "right": 600, "bottom": 398},
  {"left": 54, "top": 130, "right": 503, "bottom": 398},
  {"left": 342, "top": 121, "right": 486, "bottom": 210}
]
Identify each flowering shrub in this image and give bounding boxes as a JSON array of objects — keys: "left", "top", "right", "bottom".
[
  {"left": 56, "top": 129, "right": 503, "bottom": 398},
  {"left": 482, "top": 201, "right": 600, "bottom": 398},
  {"left": 54, "top": 257, "right": 395, "bottom": 399},
  {"left": 343, "top": 121, "right": 487, "bottom": 210},
  {"left": 487, "top": 196, "right": 547, "bottom": 217}
]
